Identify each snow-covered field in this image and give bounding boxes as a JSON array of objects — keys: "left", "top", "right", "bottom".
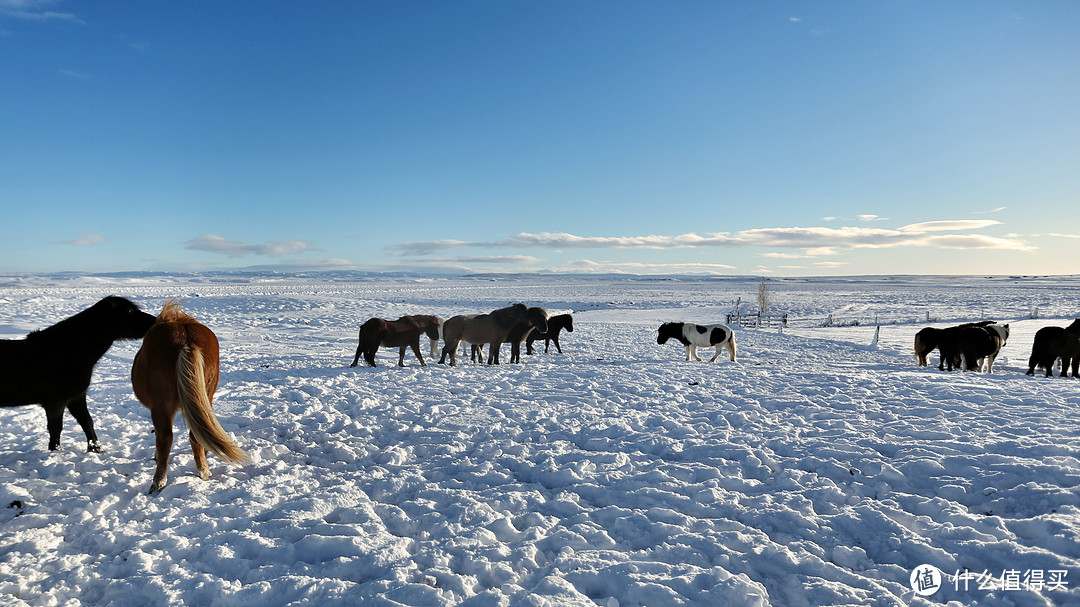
[{"left": 0, "top": 273, "right": 1077, "bottom": 607}]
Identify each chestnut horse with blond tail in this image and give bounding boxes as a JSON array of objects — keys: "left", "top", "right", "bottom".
[{"left": 131, "top": 301, "right": 248, "bottom": 493}]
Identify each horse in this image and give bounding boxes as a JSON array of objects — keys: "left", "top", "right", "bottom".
[
  {"left": 958, "top": 323, "right": 1009, "bottom": 373},
  {"left": 0, "top": 296, "right": 156, "bottom": 453},
  {"left": 657, "top": 322, "right": 737, "bottom": 362},
  {"left": 913, "top": 327, "right": 942, "bottom": 367},
  {"left": 935, "top": 321, "right": 1007, "bottom": 372},
  {"left": 131, "top": 301, "right": 248, "bottom": 493},
  {"left": 433, "top": 314, "right": 485, "bottom": 362},
  {"left": 525, "top": 313, "right": 574, "bottom": 355},
  {"left": 351, "top": 315, "right": 442, "bottom": 368},
  {"left": 439, "top": 304, "right": 546, "bottom": 365},
  {"left": 501, "top": 307, "right": 551, "bottom": 363},
  {"left": 917, "top": 320, "right": 994, "bottom": 370},
  {"left": 1027, "top": 318, "right": 1080, "bottom": 377}
]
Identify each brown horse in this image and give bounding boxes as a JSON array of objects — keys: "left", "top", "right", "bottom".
[
  {"left": 131, "top": 301, "right": 248, "bottom": 493},
  {"left": 350, "top": 315, "right": 442, "bottom": 368},
  {"left": 440, "top": 304, "right": 546, "bottom": 365}
]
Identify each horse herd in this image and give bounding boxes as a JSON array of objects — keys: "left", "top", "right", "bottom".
[
  {"left": 348, "top": 304, "right": 573, "bottom": 368},
  {"left": 913, "top": 318, "right": 1080, "bottom": 377},
  {"left": 1, "top": 296, "right": 1077, "bottom": 494}
]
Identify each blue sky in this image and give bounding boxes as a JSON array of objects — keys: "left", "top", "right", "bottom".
[{"left": 2, "top": 1, "right": 1078, "bottom": 275}]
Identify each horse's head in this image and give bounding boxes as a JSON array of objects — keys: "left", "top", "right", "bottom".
[
  {"left": 97, "top": 296, "right": 157, "bottom": 339},
  {"left": 1067, "top": 318, "right": 1080, "bottom": 334},
  {"left": 657, "top": 322, "right": 678, "bottom": 345},
  {"left": 422, "top": 317, "right": 443, "bottom": 341},
  {"left": 527, "top": 307, "right": 549, "bottom": 334},
  {"left": 563, "top": 315, "right": 574, "bottom": 332}
]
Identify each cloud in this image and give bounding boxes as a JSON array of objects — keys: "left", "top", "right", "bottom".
[
  {"left": 562, "top": 260, "right": 736, "bottom": 273},
  {"left": 185, "top": 234, "right": 320, "bottom": 258},
  {"left": 0, "top": 0, "right": 84, "bottom": 23},
  {"left": 898, "top": 220, "right": 1001, "bottom": 232},
  {"left": 59, "top": 68, "right": 92, "bottom": 79},
  {"left": 63, "top": 233, "right": 107, "bottom": 246},
  {"left": 387, "top": 219, "right": 1031, "bottom": 258}
]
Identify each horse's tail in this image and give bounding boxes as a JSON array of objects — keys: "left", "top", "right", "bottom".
[{"left": 176, "top": 346, "right": 248, "bottom": 465}]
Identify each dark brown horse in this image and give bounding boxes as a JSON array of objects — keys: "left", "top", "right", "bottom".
[
  {"left": 440, "top": 304, "right": 545, "bottom": 365},
  {"left": 350, "top": 315, "right": 442, "bottom": 368},
  {"left": 0, "top": 296, "right": 156, "bottom": 453},
  {"left": 131, "top": 301, "right": 248, "bottom": 493},
  {"left": 502, "top": 307, "right": 551, "bottom": 363},
  {"left": 914, "top": 320, "right": 994, "bottom": 370}
]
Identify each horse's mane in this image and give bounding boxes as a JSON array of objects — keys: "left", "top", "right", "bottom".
[
  {"left": 26, "top": 296, "right": 124, "bottom": 341},
  {"left": 158, "top": 299, "right": 194, "bottom": 323}
]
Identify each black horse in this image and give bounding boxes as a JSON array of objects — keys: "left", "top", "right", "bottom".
[
  {"left": 1027, "top": 318, "right": 1080, "bottom": 377},
  {"left": 0, "top": 296, "right": 156, "bottom": 452},
  {"left": 525, "top": 313, "right": 574, "bottom": 355}
]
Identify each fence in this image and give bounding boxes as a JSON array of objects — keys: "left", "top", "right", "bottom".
[{"left": 726, "top": 311, "right": 788, "bottom": 328}]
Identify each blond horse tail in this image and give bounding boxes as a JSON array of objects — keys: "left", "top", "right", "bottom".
[{"left": 176, "top": 346, "right": 248, "bottom": 465}]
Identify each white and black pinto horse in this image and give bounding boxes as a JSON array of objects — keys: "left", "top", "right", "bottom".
[{"left": 657, "top": 322, "right": 737, "bottom": 362}]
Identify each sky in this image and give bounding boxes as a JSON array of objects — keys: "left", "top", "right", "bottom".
[{"left": 2, "top": 1, "right": 1078, "bottom": 276}]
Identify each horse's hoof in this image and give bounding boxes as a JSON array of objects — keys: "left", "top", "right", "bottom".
[{"left": 87, "top": 441, "right": 104, "bottom": 453}]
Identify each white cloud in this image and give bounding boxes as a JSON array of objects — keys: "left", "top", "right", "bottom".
[
  {"left": 898, "top": 220, "right": 1001, "bottom": 233},
  {"left": 562, "top": 260, "right": 736, "bottom": 273},
  {"left": 185, "top": 234, "right": 320, "bottom": 258},
  {"left": 387, "top": 219, "right": 1031, "bottom": 259},
  {"left": 59, "top": 69, "right": 92, "bottom": 79},
  {"left": 0, "top": 0, "right": 83, "bottom": 23},
  {"left": 64, "top": 233, "right": 107, "bottom": 246}
]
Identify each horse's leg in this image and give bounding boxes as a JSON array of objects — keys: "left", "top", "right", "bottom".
[
  {"left": 190, "top": 430, "right": 210, "bottom": 480},
  {"left": 43, "top": 401, "right": 66, "bottom": 451},
  {"left": 398, "top": 346, "right": 407, "bottom": 367},
  {"left": 554, "top": 335, "right": 562, "bottom": 354},
  {"left": 510, "top": 342, "right": 520, "bottom": 364},
  {"left": 441, "top": 340, "right": 458, "bottom": 366},
  {"left": 149, "top": 405, "right": 176, "bottom": 493},
  {"left": 488, "top": 342, "right": 500, "bottom": 364},
  {"left": 709, "top": 345, "right": 721, "bottom": 362},
  {"left": 66, "top": 393, "right": 103, "bottom": 453},
  {"left": 350, "top": 340, "right": 364, "bottom": 367},
  {"left": 409, "top": 340, "right": 426, "bottom": 366}
]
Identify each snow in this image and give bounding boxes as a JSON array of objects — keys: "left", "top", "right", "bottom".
[{"left": 0, "top": 273, "right": 1077, "bottom": 606}]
